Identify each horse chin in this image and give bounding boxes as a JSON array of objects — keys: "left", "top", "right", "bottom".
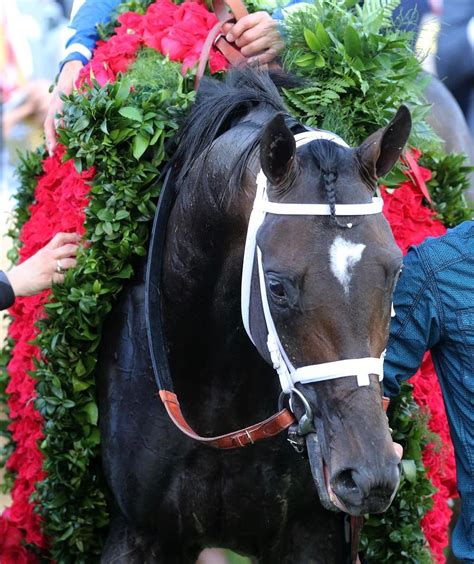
[{"left": 305, "top": 433, "right": 340, "bottom": 513}]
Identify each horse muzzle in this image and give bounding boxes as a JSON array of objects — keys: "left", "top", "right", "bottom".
[{"left": 304, "top": 426, "right": 401, "bottom": 516}]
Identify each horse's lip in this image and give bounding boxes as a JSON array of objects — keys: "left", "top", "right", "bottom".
[
  {"left": 323, "top": 463, "right": 351, "bottom": 513},
  {"left": 305, "top": 433, "right": 340, "bottom": 513}
]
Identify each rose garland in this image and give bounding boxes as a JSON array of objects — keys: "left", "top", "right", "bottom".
[
  {"left": 0, "top": 0, "right": 470, "bottom": 561},
  {"left": 0, "top": 149, "right": 92, "bottom": 563}
]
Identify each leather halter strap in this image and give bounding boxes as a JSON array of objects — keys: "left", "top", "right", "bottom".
[
  {"left": 160, "top": 391, "right": 294, "bottom": 449},
  {"left": 351, "top": 515, "right": 364, "bottom": 564},
  {"left": 196, "top": 0, "right": 249, "bottom": 88}
]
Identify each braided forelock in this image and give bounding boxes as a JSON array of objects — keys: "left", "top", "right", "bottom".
[{"left": 308, "top": 140, "right": 347, "bottom": 229}]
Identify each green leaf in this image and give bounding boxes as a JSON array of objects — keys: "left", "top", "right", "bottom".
[
  {"left": 115, "top": 210, "right": 130, "bottom": 220},
  {"left": 72, "top": 377, "right": 91, "bottom": 393},
  {"left": 295, "top": 54, "right": 317, "bottom": 68},
  {"left": 116, "top": 77, "right": 131, "bottom": 102},
  {"left": 72, "top": 115, "right": 90, "bottom": 133},
  {"left": 313, "top": 53, "right": 326, "bottom": 68},
  {"left": 103, "top": 221, "right": 114, "bottom": 236},
  {"left": 92, "top": 280, "right": 102, "bottom": 294},
  {"left": 344, "top": 25, "right": 362, "bottom": 58},
  {"left": 83, "top": 402, "right": 98, "bottom": 426},
  {"left": 314, "top": 22, "right": 331, "bottom": 48},
  {"left": 133, "top": 132, "right": 150, "bottom": 160},
  {"left": 402, "top": 459, "right": 417, "bottom": 483},
  {"left": 119, "top": 106, "right": 143, "bottom": 122},
  {"left": 304, "top": 28, "right": 319, "bottom": 52},
  {"left": 100, "top": 119, "right": 109, "bottom": 135}
]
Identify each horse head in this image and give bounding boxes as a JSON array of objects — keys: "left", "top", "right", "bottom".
[{"left": 245, "top": 105, "right": 411, "bottom": 515}]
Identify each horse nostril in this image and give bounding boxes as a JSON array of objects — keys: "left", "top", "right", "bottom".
[
  {"left": 331, "top": 468, "right": 365, "bottom": 505},
  {"left": 334, "top": 469, "right": 358, "bottom": 492}
]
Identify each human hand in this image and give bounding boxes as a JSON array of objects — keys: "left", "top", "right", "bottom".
[
  {"left": 6, "top": 232, "right": 81, "bottom": 297},
  {"left": 224, "top": 12, "right": 284, "bottom": 64},
  {"left": 393, "top": 442, "right": 403, "bottom": 460},
  {"left": 44, "top": 60, "right": 84, "bottom": 156}
]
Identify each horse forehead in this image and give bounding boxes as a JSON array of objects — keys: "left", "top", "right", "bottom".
[{"left": 329, "top": 235, "right": 366, "bottom": 293}]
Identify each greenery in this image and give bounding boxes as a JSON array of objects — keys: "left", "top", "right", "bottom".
[
  {"left": 281, "top": 0, "right": 434, "bottom": 150},
  {"left": 1, "top": 0, "right": 471, "bottom": 562},
  {"left": 420, "top": 153, "right": 473, "bottom": 227},
  {"left": 32, "top": 53, "right": 194, "bottom": 562},
  {"left": 360, "top": 384, "right": 435, "bottom": 562}
]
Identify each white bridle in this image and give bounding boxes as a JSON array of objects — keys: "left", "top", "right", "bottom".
[{"left": 241, "top": 130, "right": 386, "bottom": 394}]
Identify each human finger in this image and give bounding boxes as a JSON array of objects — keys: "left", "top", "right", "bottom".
[
  {"left": 248, "top": 53, "right": 272, "bottom": 65},
  {"left": 233, "top": 20, "right": 279, "bottom": 49},
  {"left": 44, "top": 60, "right": 83, "bottom": 155},
  {"left": 248, "top": 43, "right": 285, "bottom": 64},
  {"left": 54, "top": 257, "right": 77, "bottom": 273},
  {"left": 51, "top": 272, "right": 66, "bottom": 286},
  {"left": 225, "top": 12, "right": 271, "bottom": 43},
  {"left": 240, "top": 34, "right": 283, "bottom": 58},
  {"left": 47, "top": 232, "right": 81, "bottom": 249},
  {"left": 44, "top": 94, "right": 63, "bottom": 156},
  {"left": 393, "top": 442, "right": 403, "bottom": 460},
  {"left": 53, "top": 243, "right": 80, "bottom": 260},
  {"left": 221, "top": 22, "right": 233, "bottom": 35}
]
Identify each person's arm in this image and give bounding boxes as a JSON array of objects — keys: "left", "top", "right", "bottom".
[
  {"left": 45, "top": 0, "right": 121, "bottom": 154},
  {"left": 0, "top": 232, "right": 80, "bottom": 311},
  {"left": 60, "top": 0, "right": 122, "bottom": 71},
  {"left": 383, "top": 247, "right": 442, "bottom": 397}
]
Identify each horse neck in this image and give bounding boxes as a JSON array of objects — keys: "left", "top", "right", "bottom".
[{"left": 161, "top": 141, "right": 280, "bottom": 431}]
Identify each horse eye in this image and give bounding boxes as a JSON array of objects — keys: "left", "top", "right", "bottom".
[{"left": 268, "top": 278, "right": 287, "bottom": 301}]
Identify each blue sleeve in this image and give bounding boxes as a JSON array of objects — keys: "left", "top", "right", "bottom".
[
  {"left": 59, "top": 0, "right": 123, "bottom": 71},
  {"left": 383, "top": 247, "right": 442, "bottom": 397},
  {"left": 0, "top": 271, "right": 15, "bottom": 311}
]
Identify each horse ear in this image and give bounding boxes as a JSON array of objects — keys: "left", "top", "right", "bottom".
[
  {"left": 260, "top": 113, "right": 296, "bottom": 185},
  {"left": 357, "top": 105, "right": 412, "bottom": 178}
]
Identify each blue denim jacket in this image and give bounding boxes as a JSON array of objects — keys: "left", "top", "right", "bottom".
[{"left": 384, "top": 220, "right": 474, "bottom": 564}]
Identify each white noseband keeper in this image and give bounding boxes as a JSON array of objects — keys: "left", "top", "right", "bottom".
[{"left": 241, "top": 130, "right": 385, "bottom": 394}]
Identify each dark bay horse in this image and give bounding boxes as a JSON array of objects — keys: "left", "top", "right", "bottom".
[{"left": 97, "top": 68, "right": 410, "bottom": 563}]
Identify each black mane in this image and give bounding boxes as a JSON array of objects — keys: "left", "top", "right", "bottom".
[{"left": 170, "top": 67, "right": 300, "bottom": 189}]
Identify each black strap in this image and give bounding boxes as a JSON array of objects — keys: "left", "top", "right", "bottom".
[{"left": 145, "top": 168, "right": 175, "bottom": 392}]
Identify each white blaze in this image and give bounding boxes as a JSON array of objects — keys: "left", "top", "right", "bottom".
[{"left": 329, "top": 236, "right": 366, "bottom": 293}]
